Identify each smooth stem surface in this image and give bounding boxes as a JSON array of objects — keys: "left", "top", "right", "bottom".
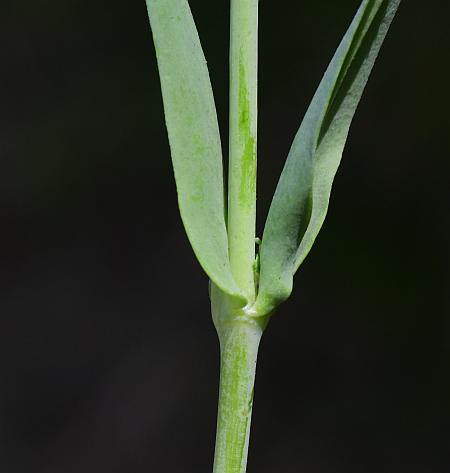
[
  {"left": 227, "top": 0, "right": 258, "bottom": 302},
  {"left": 214, "top": 2, "right": 260, "bottom": 471},
  {"left": 213, "top": 320, "right": 263, "bottom": 473}
]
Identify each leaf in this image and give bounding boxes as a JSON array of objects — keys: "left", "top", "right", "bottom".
[
  {"left": 146, "top": 0, "right": 245, "bottom": 304},
  {"left": 254, "top": 0, "right": 401, "bottom": 315}
]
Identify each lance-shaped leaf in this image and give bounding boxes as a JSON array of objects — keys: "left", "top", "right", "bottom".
[
  {"left": 254, "top": 0, "right": 401, "bottom": 315},
  {"left": 146, "top": 0, "right": 245, "bottom": 303}
]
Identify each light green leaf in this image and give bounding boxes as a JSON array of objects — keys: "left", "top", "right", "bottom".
[
  {"left": 146, "top": 0, "right": 245, "bottom": 304},
  {"left": 254, "top": 0, "right": 401, "bottom": 315}
]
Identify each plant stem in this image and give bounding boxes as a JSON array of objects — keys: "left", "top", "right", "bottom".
[
  {"left": 212, "top": 319, "right": 264, "bottom": 472},
  {"left": 213, "top": 2, "right": 260, "bottom": 471},
  {"left": 227, "top": 0, "right": 259, "bottom": 302},
  {"left": 211, "top": 286, "right": 268, "bottom": 473}
]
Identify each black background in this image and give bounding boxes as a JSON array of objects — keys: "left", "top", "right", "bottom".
[{"left": 1, "top": 1, "right": 449, "bottom": 472}]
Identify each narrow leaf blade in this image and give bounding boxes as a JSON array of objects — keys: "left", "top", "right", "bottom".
[
  {"left": 255, "top": 0, "right": 401, "bottom": 314},
  {"left": 146, "top": 0, "right": 245, "bottom": 303}
]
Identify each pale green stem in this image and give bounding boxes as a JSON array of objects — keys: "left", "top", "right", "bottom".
[
  {"left": 227, "top": 0, "right": 258, "bottom": 302},
  {"left": 212, "top": 2, "right": 260, "bottom": 471},
  {"left": 211, "top": 287, "right": 267, "bottom": 473},
  {"left": 212, "top": 323, "right": 262, "bottom": 473}
]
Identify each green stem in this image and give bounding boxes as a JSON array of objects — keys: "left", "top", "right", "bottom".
[
  {"left": 213, "top": 323, "right": 261, "bottom": 473},
  {"left": 211, "top": 288, "right": 267, "bottom": 473},
  {"left": 212, "top": 2, "right": 260, "bottom": 471},
  {"left": 227, "top": 0, "right": 259, "bottom": 302}
]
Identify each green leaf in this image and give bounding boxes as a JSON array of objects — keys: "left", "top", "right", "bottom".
[
  {"left": 254, "top": 0, "right": 401, "bottom": 315},
  {"left": 146, "top": 0, "right": 245, "bottom": 304}
]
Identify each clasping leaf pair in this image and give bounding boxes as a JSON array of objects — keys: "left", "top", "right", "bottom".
[{"left": 146, "top": 0, "right": 401, "bottom": 317}]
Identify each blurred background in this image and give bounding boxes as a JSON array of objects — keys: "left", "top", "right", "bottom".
[{"left": 1, "top": 1, "right": 449, "bottom": 472}]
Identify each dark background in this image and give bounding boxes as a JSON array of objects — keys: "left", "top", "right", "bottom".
[{"left": 1, "top": 1, "right": 449, "bottom": 472}]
